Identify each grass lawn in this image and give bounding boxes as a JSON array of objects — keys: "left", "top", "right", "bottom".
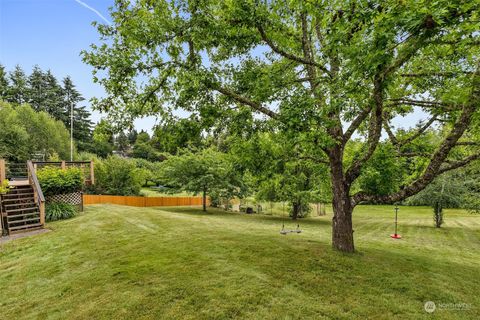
[
  {"left": 140, "top": 188, "right": 194, "bottom": 197},
  {"left": 0, "top": 205, "right": 479, "bottom": 319}
]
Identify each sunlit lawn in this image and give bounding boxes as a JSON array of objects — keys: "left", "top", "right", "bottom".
[
  {"left": 0, "top": 204, "right": 479, "bottom": 319},
  {"left": 140, "top": 187, "right": 194, "bottom": 197}
]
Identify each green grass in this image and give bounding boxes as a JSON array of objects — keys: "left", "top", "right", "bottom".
[
  {"left": 0, "top": 205, "right": 479, "bottom": 319},
  {"left": 140, "top": 187, "right": 194, "bottom": 197}
]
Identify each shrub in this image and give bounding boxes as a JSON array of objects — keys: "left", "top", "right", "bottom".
[
  {"left": 89, "top": 156, "right": 146, "bottom": 196},
  {"left": 37, "top": 166, "right": 84, "bottom": 196},
  {"left": 45, "top": 202, "right": 77, "bottom": 222},
  {"left": 0, "top": 179, "right": 11, "bottom": 194}
]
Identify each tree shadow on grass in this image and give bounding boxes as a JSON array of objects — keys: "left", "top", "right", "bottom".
[
  {"left": 202, "top": 229, "right": 479, "bottom": 318},
  {"left": 155, "top": 206, "right": 333, "bottom": 227}
]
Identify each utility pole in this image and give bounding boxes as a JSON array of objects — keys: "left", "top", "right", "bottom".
[{"left": 70, "top": 94, "right": 74, "bottom": 161}]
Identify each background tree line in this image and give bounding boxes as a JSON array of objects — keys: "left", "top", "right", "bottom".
[{"left": 0, "top": 64, "right": 93, "bottom": 154}]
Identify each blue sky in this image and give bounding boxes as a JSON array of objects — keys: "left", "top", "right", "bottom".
[
  {"left": 0, "top": 0, "right": 157, "bottom": 132},
  {"left": 0, "top": 0, "right": 426, "bottom": 134}
]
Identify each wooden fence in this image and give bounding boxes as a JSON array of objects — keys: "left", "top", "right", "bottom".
[{"left": 83, "top": 194, "right": 208, "bottom": 207}]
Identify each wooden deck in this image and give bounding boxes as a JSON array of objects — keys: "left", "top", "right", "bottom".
[{"left": 8, "top": 179, "right": 30, "bottom": 187}]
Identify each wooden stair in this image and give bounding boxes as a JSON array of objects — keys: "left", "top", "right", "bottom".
[{"left": 1, "top": 185, "right": 43, "bottom": 234}]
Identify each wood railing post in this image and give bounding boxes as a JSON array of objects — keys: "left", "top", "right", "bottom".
[
  {"left": 61, "top": 160, "right": 66, "bottom": 170},
  {"left": 90, "top": 160, "right": 95, "bottom": 185},
  {"left": 39, "top": 202, "right": 45, "bottom": 225},
  {"left": 0, "top": 159, "right": 5, "bottom": 184}
]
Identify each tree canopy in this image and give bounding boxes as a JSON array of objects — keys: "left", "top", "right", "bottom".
[
  {"left": 84, "top": 0, "right": 480, "bottom": 252},
  {"left": 159, "top": 148, "right": 246, "bottom": 211},
  {"left": 0, "top": 101, "right": 71, "bottom": 160}
]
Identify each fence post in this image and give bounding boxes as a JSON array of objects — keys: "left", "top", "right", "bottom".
[
  {"left": 90, "top": 160, "right": 95, "bottom": 185},
  {"left": 61, "top": 161, "right": 66, "bottom": 170},
  {"left": 0, "top": 159, "right": 5, "bottom": 184}
]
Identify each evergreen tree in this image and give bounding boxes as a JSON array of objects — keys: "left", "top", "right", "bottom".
[
  {"left": 114, "top": 131, "right": 130, "bottom": 154},
  {"left": 127, "top": 129, "right": 138, "bottom": 145},
  {"left": 0, "top": 64, "right": 8, "bottom": 98},
  {"left": 6, "top": 65, "right": 28, "bottom": 104},
  {"left": 73, "top": 106, "right": 94, "bottom": 152},
  {"left": 27, "top": 65, "right": 47, "bottom": 112},
  {"left": 62, "top": 76, "right": 93, "bottom": 151},
  {"left": 136, "top": 130, "right": 150, "bottom": 143},
  {"left": 43, "top": 70, "right": 65, "bottom": 122}
]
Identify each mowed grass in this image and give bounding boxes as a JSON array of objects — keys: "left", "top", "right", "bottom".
[
  {"left": 140, "top": 188, "right": 195, "bottom": 197},
  {"left": 0, "top": 205, "right": 479, "bottom": 319}
]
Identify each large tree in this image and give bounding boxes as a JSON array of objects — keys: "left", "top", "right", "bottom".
[
  {"left": 0, "top": 101, "right": 71, "bottom": 161},
  {"left": 159, "top": 148, "right": 246, "bottom": 212},
  {"left": 83, "top": 0, "right": 480, "bottom": 252}
]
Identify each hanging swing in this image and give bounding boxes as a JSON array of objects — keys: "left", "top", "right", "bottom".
[
  {"left": 280, "top": 223, "right": 302, "bottom": 235},
  {"left": 279, "top": 202, "right": 303, "bottom": 234}
]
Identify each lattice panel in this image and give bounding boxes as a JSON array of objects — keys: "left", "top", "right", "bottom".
[{"left": 46, "top": 192, "right": 83, "bottom": 211}]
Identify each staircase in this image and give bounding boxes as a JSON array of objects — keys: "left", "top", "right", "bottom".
[
  {"left": 1, "top": 185, "right": 43, "bottom": 234},
  {"left": 0, "top": 160, "right": 45, "bottom": 236}
]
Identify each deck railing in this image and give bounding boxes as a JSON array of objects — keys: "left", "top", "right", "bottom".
[
  {"left": 27, "top": 160, "right": 45, "bottom": 226},
  {"left": 33, "top": 161, "right": 95, "bottom": 185},
  {"left": 4, "top": 161, "right": 28, "bottom": 180}
]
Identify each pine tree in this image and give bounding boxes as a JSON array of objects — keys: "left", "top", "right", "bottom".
[
  {"left": 127, "top": 129, "right": 138, "bottom": 145},
  {"left": 115, "top": 131, "right": 130, "bottom": 154},
  {"left": 73, "top": 106, "right": 94, "bottom": 151},
  {"left": 43, "top": 70, "right": 65, "bottom": 122},
  {"left": 7, "top": 65, "right": 28, "bottom": 104},
  {"left": 62, "top": 76, "right": 93, "bottom": 152},
  {"left": 0, "top": 64, "right": 8, "bottom": 98},
  {"left": 27, "top": 65, "right": 47, "bottom": 112}
]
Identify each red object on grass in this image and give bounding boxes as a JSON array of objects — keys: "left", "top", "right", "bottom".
[{"left": 390, "top": 234, "right": 402, "bottom": 239}]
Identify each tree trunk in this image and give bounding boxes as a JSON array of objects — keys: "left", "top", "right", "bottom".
[
  {"left": 291, "top": 201, "right": 300, "bottom": 220},
  {"left": 331, "top": 189, "right": 354, "bottom": 252},
  {"left": 202, "top": 188, "right": 207, "bottom": 212},
  {"left": 330, "top": 148, "right": 355, "bottom": 253}
]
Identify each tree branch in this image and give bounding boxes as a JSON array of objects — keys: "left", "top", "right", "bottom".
[
  {"left": 345, "top": 77, "right": 384, "bottom": 184},
  {"left": 300, "top": 12, "right": 319, "bottom": 91},
  {"left": 257, "top": 24, "right": 331, "bottom": 77},
  {"left": 343, "top": 106, "right": 373, "bottom": 144},
  {"left": 352, "top": 60, "right": 480, "bottom": 205},
  {"left": 401, "top": 116, "right": 437, "bottom": 146},
  {"left": 381, "top": 35, "right": 427, "bottom": 78},
  {"left": 387, "top": 98, "right": 461, "bottom": 111},
  {"left": 456, "top": 141, "right": 480, "bottom": 146},
  {"left": 401, "top": 71, "right": 473, "bottom": 77},
  {"left": 438, "top": 153, "right": 480, "bottom": 174},
  {"left": 213, "top": 85, "right": 279, "bottom": 119},
  {"left": 383, "top": 120, "right": 399, "bottom": 146}
]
